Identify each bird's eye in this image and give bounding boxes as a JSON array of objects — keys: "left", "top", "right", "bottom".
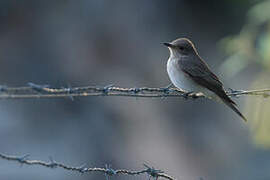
[{"left": 179, "top": 46, "right": 184, "bottom": 50}]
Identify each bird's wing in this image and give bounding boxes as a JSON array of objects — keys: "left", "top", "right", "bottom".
[
  {"left": 178, "top": 56, "right": 236, "bottom": 105},
  {"left": 177, "top": 56, "right": 247, "bottom": 121}
]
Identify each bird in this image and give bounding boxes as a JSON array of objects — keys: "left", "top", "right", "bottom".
[{"left": 163, "top": 38, "right": 247, "bottom": 121}]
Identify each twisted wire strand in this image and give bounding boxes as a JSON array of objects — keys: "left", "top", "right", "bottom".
[
  {"left": 0, "top": 153, "right": 175, "bottom": 180},
  {"left": 0, "top": 83, "right": 269, "bottom": 99}
]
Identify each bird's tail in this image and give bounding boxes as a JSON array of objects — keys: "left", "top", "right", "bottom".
[
  {"left": 222, "top": 98, "right": 247, "bottom": 122},
  {"left": 214, "top": 91, "right": 247, "bottom": 122}
]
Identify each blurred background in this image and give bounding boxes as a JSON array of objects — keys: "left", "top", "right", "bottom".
[{"left": 0, "top": 0, "right": 269, "bottom": 179}]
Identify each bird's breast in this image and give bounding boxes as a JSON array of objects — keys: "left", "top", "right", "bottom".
[{"left": 167, "top": 58, "right": 204, "bottom": 92}]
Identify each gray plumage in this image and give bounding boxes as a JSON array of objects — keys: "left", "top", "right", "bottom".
[{"left": 164, "top": 38, "right": 247, "bottom": 121}]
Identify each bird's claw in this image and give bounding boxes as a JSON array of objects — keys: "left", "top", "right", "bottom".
[{"left": 182, "top": 91, "right": 195, "bottom": 99}]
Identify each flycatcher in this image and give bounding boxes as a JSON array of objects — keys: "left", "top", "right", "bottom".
[{"left": 164, "top": 38, "right": 247, "bottom": 121}]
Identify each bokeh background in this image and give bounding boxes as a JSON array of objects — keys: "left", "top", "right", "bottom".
[{"left": 0, "top": 0, "right": 270, "bottom": 179}]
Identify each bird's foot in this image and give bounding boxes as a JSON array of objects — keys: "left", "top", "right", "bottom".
[{"left": 182, "top": 91, "right": 197, "bottom": 99}]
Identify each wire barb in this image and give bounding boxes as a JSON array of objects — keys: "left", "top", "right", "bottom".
[
  {"left": 17, "top": 154, "right": 30, "bottom": 163},
  {"left": 0, "top": 85, "right": 7, "bottom": 92},
  {"left": 161, "top": 84, "right": 174, "bottom": 94},
  {"left": 102, "top": 84, "right": 114, "bottom": 95},
  {"left": 104, "top": 164, "right": 116, "bottom": 180},
  {"left": 77, "top": 163, "right": 88, "bottom": 173},
  {"left": 144, "top": 164, "right": 164, "bottom": 180},
  {"left": 27, "top": 82, "right": 50, "bottom": 93},
  {"left": 48, "top": 156, "right": 57, "bottom": 168}
]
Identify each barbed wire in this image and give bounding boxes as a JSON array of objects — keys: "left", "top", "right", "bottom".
[
  {"left": 0, "top": 153, "right": 175, "bottom": 180},
  {"left": 0, "top": 82, "right": 269, "bottom": 100},
  {"left": 2, "top": 84, "right": 268, "bottom": 179}
]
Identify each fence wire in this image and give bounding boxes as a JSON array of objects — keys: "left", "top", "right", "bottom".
[
  {"left": 0, "top": 82, "right": 269, "bottom": 100},
  {"left": 0, "top": 153, "right": 175, "bottom": 180},
  {"left": 1, "top": 82, "right": 270, "bottom": 179}
]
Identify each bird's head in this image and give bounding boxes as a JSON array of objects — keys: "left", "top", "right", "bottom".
[{"left": 163, "top": 38, "right": 198, "bottom": 58}]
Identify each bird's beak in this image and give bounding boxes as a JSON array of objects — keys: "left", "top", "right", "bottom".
[{"left": 163, "top": 42, "right": 174, "bottom": 48}]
